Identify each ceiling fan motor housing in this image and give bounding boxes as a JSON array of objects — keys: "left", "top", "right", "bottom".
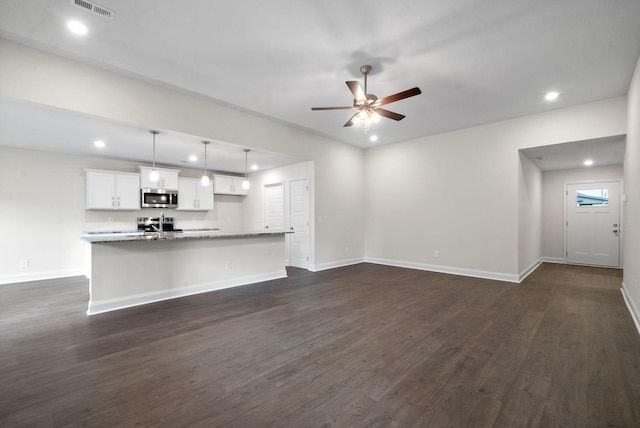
[
  {"left": 354, "top": 94, "right": 377, "bottom": 108},
  {"left": 360, "top": 65, "right": 372, "bottom": 75}
]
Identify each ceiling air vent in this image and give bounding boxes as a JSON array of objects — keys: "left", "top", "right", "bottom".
[{"left": 70, "top": 0, "right": 115, "bottom": 20}]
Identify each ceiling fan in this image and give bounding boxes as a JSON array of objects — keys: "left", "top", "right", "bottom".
[{"left": 311, "top": 65, "right": 421, "bottom": 132}]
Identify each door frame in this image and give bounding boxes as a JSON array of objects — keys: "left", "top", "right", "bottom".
[{"left": 563, "top": 180, "right": 623, "bottom": 267}]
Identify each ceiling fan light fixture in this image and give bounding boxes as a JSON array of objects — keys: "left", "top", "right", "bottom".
[{"left": 351, "top": 109, "right": 380, "bottom": 133}]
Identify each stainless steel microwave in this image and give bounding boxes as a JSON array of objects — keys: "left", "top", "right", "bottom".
[{"left": 140, "top": 188, "right": 178, "bottom": 208}]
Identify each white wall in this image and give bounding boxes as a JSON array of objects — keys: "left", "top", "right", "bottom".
[
  {"left": 0, "top": 38, "right": 365, "bottom": 273},
  {"left": 541, "top": 164, "right": 624, "bottom": 262},
  {"left": 518, "top": 152, "right": 542, "bottom": 278},
  {"left": 364, "top": 97, "right": 627, "bottom": 282},
  {"left": 364, "top": 128, "right": 519, "bottom": 280},
  {"left": 0, "top": 146, "right": 244, "bottom": 284},
  {"left": 622, "top": 54, "right": 640, "bottom": 330}
]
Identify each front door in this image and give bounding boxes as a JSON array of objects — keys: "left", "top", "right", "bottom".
[{"left": 566, "top": 181, "right": 620, "bottom": 267}]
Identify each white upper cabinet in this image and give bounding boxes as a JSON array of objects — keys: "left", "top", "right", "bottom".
[
  {"left": 138, "top": 166, "right": 180, "bottom": 190},
  {"left": 86, "top": 169, "right": 140, "bottom": 210},
  {"left": 213, "top": 174, "right": 248, "bottom": 196},
  {"left": 177, "top": 178, "right": 214, "bottom": 211}
]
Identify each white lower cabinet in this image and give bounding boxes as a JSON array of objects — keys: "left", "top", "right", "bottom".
[
  {"left": 213, "top": 174, "right": 248, "bottom": 195},
  {"left": 177, "top": 178, "right": 214, "bottom": 211},
  {"left": 86, "top": 170, "right": 140, "bottom": 210}
]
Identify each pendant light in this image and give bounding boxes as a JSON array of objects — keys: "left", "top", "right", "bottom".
[
  {"left": 149, "top": 130, "right": 160, "bottom": 183},
  {"left": 242, "top": 149, "right": 250, "bottom": 190},
  {"left": 201, "top": 140, "right": 210, "bottom": 186}
]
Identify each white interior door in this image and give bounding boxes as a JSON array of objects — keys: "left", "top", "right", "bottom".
[
  {"left": 290, "top": 178, "right": 310, "bottom": 269},
  {"left": 263, "top": 182, "right": 284, "bottom": 232},
  {"left": 566, "top": 181, "right": 620, "bottom": 267}
]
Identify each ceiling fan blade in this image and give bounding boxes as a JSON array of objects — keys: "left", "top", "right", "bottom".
[
  {"left": 377, "top": 87, "right": 422, "bottom": 106},
  {"left": 343, "top": 112, "right": 359, "bottom": 127},
  {"left": 311, "top": 106, "right": 355, "bottom": 110},
  {"left": 375, "top": 108, "right": 406, "bottom": 121},
  {"left": 346, "top": 81, "right": 366, "bottom": 102}
]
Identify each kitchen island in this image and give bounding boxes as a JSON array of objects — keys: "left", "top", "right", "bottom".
[{"left": 82, "top": 230, "right": 288, "bottom": 315}]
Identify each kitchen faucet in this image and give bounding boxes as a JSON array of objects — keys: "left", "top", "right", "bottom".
[{"left": 160, "top": 212, "right": 164, "bottom": 232}]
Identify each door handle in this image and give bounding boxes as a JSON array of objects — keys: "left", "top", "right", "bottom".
[
  {"left": 613, "top": 230, "right": 618, "bottom": 233},
  {"left": 290, "top": 226, "right": 294, "bottom": 231}
]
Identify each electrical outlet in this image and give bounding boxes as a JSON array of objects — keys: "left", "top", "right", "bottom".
[
  {"left": 20, "top": 259, "right": 29, "bottom": 268},
  {"left": 226, "top": 261, "right": 232, "bottom": 270},
  {"left": 433, "top": 250, "right": 439, "bottom": 258},
  {"left": 108, "top": 216, "right": 113, "bottom": 223}
]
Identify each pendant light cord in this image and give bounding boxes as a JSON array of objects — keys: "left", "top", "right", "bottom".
[
  {"left": 203, "top": 141, "right": 208, "bottom": 175},
  {"left": 244, "top": 148, "right": 250, "bottom": 178},
  {"left": 150, "top": 130, "right": 159, "bottom": 169}
]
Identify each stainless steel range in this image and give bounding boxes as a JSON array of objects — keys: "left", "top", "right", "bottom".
[{"left": 137, "top": 216, "right": 178, "bottom": 232}]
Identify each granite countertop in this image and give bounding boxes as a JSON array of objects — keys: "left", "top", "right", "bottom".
[{"left": 81, "top": 229, "right": 288, "bottom": 244}]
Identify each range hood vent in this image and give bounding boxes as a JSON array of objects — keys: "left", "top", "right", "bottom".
[{"left": 70, "top": 0, "right": 115, "bottom": 20}]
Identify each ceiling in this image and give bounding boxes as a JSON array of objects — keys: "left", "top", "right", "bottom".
[
  {"left": 520, "top": 136, "right": 626, "bottom": 171},
  {"left": 1, "top": 0, "right": 639, "bottom": 171}
]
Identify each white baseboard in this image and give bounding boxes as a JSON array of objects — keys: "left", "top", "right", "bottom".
[
  {"left": 0, "top": 268, "right": 86, "bottom": 285},
  {"left": 365, "top": 257, "right": 520, "bottom": 283},
  {"left": 541, "top": 257, "right": 565, "bottom": 264},
  {"left": 310, "top": 257, "right": 365, "bottom": 272},
  {"left": 519, "top": 259, "right": 542, "bottom": 282},
  {"left": 621, "top": 282, "right": 640, "bottom": 337},
  {"left": 87, "top": 269, "right": 287, "bottom": 315}
]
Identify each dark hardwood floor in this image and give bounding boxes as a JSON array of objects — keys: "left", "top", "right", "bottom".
[{"left": 1, "top": 263, "right": 639, "bottom": 427}]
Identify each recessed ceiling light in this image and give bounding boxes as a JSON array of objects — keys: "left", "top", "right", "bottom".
[
  {"left": 67, "top": 20, "right": 88, "bottom": 35},
  {"left": 583, "top": 159, "right": 594, "bottom": 166},
  {"left": 545, "top": 91, "right": 559, "bottom": 101},
  {"left": 94, "top": 140, "right": 105, "bottom": 148},
  {"left": 189, "top": 155, "right": 197, "bottom": 162},
  {"left": 370, "top": 135, "right": 378, "bottom": 142},
  {"left": 251, "top": 164, "right": 258, "bottom": 171}
]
